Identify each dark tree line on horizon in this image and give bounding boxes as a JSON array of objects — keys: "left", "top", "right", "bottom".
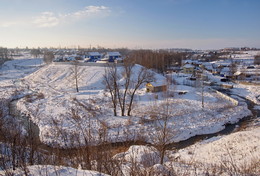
[
  {"left": 0, "top": 47, "right": 11, "bottom": 63},
  {"left": 126, "top": 50, "right": 186, "bottom": 74}
]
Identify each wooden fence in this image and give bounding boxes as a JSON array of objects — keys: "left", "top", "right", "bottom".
[{"left": 214, "top": 89, "right": 239, "bottom": 106}]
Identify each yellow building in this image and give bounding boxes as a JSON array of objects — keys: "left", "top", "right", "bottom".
[
  {"left": 182, "top": 64, "right": 195, "bottom": 74},
  {"left": 146, "top": 82, "right": 167, "bottom": 92}
]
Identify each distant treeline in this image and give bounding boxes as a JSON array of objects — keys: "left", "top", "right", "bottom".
[
  {"left": 0, "top": 47, "right": 10, "bottom": 59},
  {"left": 0, "top": 47, "right": 11, "bottom": 65},
  {"left": 126, "top": 50, "right": 186, "bottom": 74}
]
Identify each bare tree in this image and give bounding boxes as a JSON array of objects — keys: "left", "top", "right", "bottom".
[
  {"left": 127, "top": 66, "right": 154, "bottom": 116},
  {"left": 229, "top": 56, "right": 237, "bottom": 80},
  {"left": 103, "top": 63, "right": 154, "bottom": 116},
  {"left": 117, "top": 61, "right": 134, "bottom": 116},
  {"left": 153, "top": 88, "right": 175, "bottom": 165},
  {"left": 103, "top": 63, "right": 119, "bottom": 116},
  {"left": 0, "top": 47, "right": 10, "bottom": 65},
  {"left": 254, "top": 55, "right": 260, "bottom": 65},
  {"left": 71, "top": 61, "right": 81, "bottom": 92},
  {"left": 30, "top": 49, "right": 41, "bottom": 58},
  {"left": 43, "top": 51, "right": 54, "bottom": 64}
]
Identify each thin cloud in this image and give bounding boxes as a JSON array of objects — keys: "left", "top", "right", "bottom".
[
  {"left": 33, "top": 12, "right": 59, "bottom": 28},
  {"left": 1, "top": 22, "right": 18, "bottom": 28},
  {"left": 0, "top": 6, "right": 110, "bottom": 28},
  {"left": 0, "top": 20, "right": 27, "bottom": 28},
  {"left": 72, "top": 6, "right": 110, "bottom": 18},
  {"left": 33, "top": 6, "right": 110, "bottom": 28}
]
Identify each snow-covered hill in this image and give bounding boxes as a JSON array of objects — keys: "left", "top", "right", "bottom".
[{"left": 12, "top": 63, "right": 251, "bottom": 147}]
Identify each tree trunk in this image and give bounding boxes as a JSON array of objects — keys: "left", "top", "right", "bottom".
[
  {"left": 127, "top": 92, "right": 136, "bottom": 116},
  {"left": 76, "top": 71, "right": 79, "bottom": 92},
  {"left": 113, "top": 106, "right": 117, "bottom": 116},
  {"left": 160, "top": 146, "right": 166, "bottom": 164}
]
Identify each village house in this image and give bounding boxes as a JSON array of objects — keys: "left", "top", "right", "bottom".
[
  {"left": 86, "top": 52, "right": 102, "bottom": 62},
  {"left": 146, "top": 82, "right": 167, "bottom": 93},
  {"left": 234, "top": 66, "right": 260, "bottom": 81},
  {"left": 199, "top": 62, "right": 214, "bottom": 72},
  {"left": 182, "top": 64, "right": 195, "bottom": 75},
  {"left": 220, "top": 66, "right": 232, "bottom": 77},
  {"left": 102, "top": 52, "right": 122, "bottom": 62}
]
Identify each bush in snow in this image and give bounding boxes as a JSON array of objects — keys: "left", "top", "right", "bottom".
[{"left": 113, "top": 145, "right": 161, "bottom": 167}]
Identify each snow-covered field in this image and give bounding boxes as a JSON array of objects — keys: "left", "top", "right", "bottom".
[
  {"left": 219, "top": 50, "right": 259, "bottom": 64},
  {"left": 0, "top": 55, "right": 43, "bottom": 98}
]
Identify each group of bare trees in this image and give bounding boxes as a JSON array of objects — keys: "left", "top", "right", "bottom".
[
  {"left": 0, "top": 97, "right": 42, "bottom": 173},
  {"left": 30, "top": 49, "right": 42, "bottom": 58},
  {"left": 103, "top": 62, "right": 154, "bottom": 116},
  {"left": 126, "top": 50, "right": 185, "bottom": 74},
  {"left": 43, "top": 51, "right": 54, "bottom": 64},
  {"left": 254, "top": 55, "right": 260, "bottom": 65},
  {"left": 0, "top": 47, "right": 11, "bottom": 65}
]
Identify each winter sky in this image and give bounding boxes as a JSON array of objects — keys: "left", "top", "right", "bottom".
[{"left": 0, "top": 0, "right": 260, "bottom": 49}]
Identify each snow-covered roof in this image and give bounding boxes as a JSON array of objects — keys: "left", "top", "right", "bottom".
[
  {"left": 183, "top": 64, "right": 195, "bottom": 68},
  {"left": 204, "top": 64, "right": 213, "bottom": 70},
  {"left": 88, "top": 52, "right": 101, "bottom": 56},
  {"left": 116, "top": 57, "right": 123, "bottom": 61},
  {"left": 234, "top": 71, "right": 241, "bottom": 76},
  {"left": 235, "top": 68, "right": 260, "bottom": 75},
  {"left": 221, "top": 67, "right": 230, "bottom": 72},
  {"left": 106, "top": 52, "right": 121, "bottom": 56},
  {"left": 148, "top": 80, "right": 167, "bottom": 87},
  {"left": 201, "top": 62, "right": 212, "bottom": 66}
]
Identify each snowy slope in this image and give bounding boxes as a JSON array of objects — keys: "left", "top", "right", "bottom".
[{"left": 170, "top": 127, "right": 260, "bottom": 170}]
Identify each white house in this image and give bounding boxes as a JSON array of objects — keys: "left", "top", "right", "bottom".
[
  {"left": 101, "top": 52, "right": 122, "bottom": 62},
  {"left": 86, "top": 52, "right": 102, "bottom": 62}
]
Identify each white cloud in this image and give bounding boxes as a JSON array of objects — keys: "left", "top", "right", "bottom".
[
  {"left": 1, "top": 6, "right": 110, "bottom": 28},
  {"left": 0, "top": 20, "right": 26, "bottom": 28},
  {"left": 33, "top": 6, "right": 110, "bottom": 28},
  {"left": 33, "top": 12, "right": 59, "bottom": 28},
  {"left": 72, "top": 6, "right": 110, "bottom": 18},
  {"left": 1, "top": 22, "right": 17, "bottom": 28}
]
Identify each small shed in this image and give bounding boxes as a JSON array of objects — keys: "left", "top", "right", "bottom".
[{"left": 146, "top": 82, "right": 167, "bottom": 93}]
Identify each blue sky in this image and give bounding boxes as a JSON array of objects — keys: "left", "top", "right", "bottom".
[{"left": 0, "top": 0, "right": 259, "bottom": 49}]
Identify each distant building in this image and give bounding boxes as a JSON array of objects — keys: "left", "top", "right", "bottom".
[
  {"left": 199, "top": 63, "right": 213, "bottom": 72},
  {"left": 234, "top": 67, "right": 260, "bottom": 81},
  {"left": 182, "top": 64, "right": 195, "bottom": 74},
  {"left": 220, "top": 67, "right": 232, "bottom": 77},
  {"left": 103, "top": 52, "right": 121, "bottom": 62},
  {"left": 87, "top": 52, "right": 102, "bottom": 62},
  {"left": 222, "top": 47, "right": 240, "bottom": 52}
]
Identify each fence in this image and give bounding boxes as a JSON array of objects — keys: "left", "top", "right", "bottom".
[
  {"left": 214, "top": 89, "right": 239, "bottom": 106},
  {"left": 234, "top": 80, "right": 260, "bottom": 86},
  {"left": 182, "top": 79, "right": 201, "bottom": 87}
]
